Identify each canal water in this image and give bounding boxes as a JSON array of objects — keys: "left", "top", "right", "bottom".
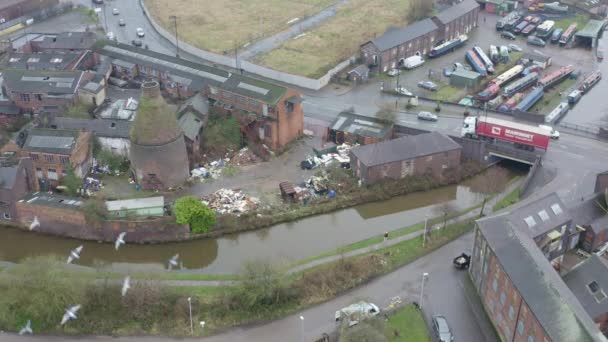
[{"left": 0, "top": 167, "right": 518, "bottom": 274}]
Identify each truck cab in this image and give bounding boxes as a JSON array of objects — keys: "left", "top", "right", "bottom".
[{"left": 461, "top": 116, "right": 478, "bottom": 138}]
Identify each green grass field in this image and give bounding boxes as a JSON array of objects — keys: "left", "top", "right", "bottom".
[
  {"left": 492, "top": 186, "right": 520, "bottom": 212},
  {"left": 385, "top": 304, "right": 431, "bottom": 342},
  {"left": 554, "top": 14, "right": 590, "bottom": 31}
]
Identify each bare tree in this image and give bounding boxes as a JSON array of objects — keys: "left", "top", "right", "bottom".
[
  {"left": 433, "top": 201, "right": 458, "bottom": 230},
  {"left": 407, "top": 0, "right": 434, "bottom": 22},
  {"left": 375, "top": 104, "right": 397, "bottom": 124},
  {"left": 469, "top": 167, "right": 511, "bottom": 217}
]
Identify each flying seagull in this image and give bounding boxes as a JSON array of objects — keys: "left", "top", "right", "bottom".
[
  {"left": 67, "top": 245, "right": 83, "bottom": 264},
  {"left": 18, "top": 320, "right": 32, "bottom": 335},
  {"left": 115, "top": 232, "right": 126, "bottom": 251},
  {"left": 61, "top": 305, "right": 81, "bottom": 325},
  {"left": 121, "top": 276, "right": 131, "bottom": 297},
  {"left": 29, "top": 216, "right": 40, "bottom": 230},
  {"left": 168, "top": 254, "right": 180, "bottom": 271}
]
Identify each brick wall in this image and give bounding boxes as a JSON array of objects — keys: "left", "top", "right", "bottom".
[
  {"left": 15, "top": 201, "right": 190, "bottom": 242},
  {"left": 0, "top": 158, "right": 37, "bottom": 222},
  {"left": 273, "top": 88, "right": 304, "bottom": 150}
]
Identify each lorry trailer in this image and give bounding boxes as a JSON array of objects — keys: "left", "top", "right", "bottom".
[{"left": 461, "top": 116, "right": 551, "bottom": 150}]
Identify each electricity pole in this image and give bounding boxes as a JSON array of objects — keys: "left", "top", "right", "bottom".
[{"left": 170, "top": 16, "right": 180, "bottom": 58}]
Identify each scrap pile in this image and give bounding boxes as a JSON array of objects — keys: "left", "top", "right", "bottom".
[
  {"left": 230, "top": 147, "right": 259, "bottom": 166},
  {"left": 191, "top": 158, "right": 230, "bottom": 180},
  {"left": 300, "top": 143, "right": 356, "bottom": 170},
  {"left": 202, "top": 189, "right": 260, "bottom": 215}
]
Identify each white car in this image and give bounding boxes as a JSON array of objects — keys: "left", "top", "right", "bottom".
[
  {"left": 136, "top": 28, "right": 145, "bottom": 37},
  {"left": 387, "top": 69, "right": 400, "bottom": 77},
  {"left": 539, "top": 124, "right": 560, "bottom": 139},
  {"left": 112, "top": 8, "right": 119, "bottom": 15},
  {"left": 418, "top": 111, "right": 438, "bottom": 121},
  {"left": 395, "top": 87, "right": 413, "bottom": 96},
  {"left": 335, "top": 301, "right": 379, "bottom": 327},
  {"left": 106, "top": 31, "right": 115, "bottom": 40},
  {"left": 508, "top": 43, "right": 522, "bottom": 52}
]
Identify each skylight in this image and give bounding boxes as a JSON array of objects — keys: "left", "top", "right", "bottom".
[
  {"left": 538, "top": 210, "right": 550, "bottom": 222},
  {"left": 524, "top": 216, "right": 537, "bottom": 228},
  {"left": 550, "top": 203, "right": 563, "bottom": 215}
]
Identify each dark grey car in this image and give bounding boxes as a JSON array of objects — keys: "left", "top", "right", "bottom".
[
  {"left": 527, "top": 35, "right": 546, "bottom": 47},
  {"left": 432, "top": 315, "right": 454, "bottom": 342}
]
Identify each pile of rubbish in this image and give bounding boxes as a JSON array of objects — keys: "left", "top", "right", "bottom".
[
  {"left": 300, "top": 143, "right": 356, "bottom": 170},
  {"left": 191, "top": 158, "right": 230, "bottom": 180},
  {"left": 202, "top": 189, "right": 260, "bottom": 215},
  {"left": 230, "top": 147, "right": 259, "bottom": 166}
]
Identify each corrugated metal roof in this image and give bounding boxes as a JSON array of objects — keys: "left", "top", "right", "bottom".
[
  {"left": 105, "top": 196, "right": 164, "bottom": 211},
  {"left": 576, "top": 20, "right": 606, "bottom": 38},
  {"left": 178, "top": 112, "right": 203, "bottom": 141},
  {"left": 366, "top": 19, "right": 438, "bottom": 52},
  {"left": 23, "top": 128, "right": 78, "bottom": 154}
]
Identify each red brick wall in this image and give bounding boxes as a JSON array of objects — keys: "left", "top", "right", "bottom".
[{"left": 272, "top": 88, "right": 303, "bottom": 150}]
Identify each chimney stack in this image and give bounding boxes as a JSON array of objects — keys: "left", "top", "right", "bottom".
[{"left": 141, "top": 81, "right": 161, "bottom": 98}]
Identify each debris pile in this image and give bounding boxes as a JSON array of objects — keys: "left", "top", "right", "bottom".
[
  {"left": 202, "top": 189, "right": 260, "bottom": 215},
  {"left": 191, "top": 158, "right": 230, "bottom": 180},
  {"left": 230, "top": 147, "right": 259, "bottom": 166},
  {"left": 300, "top": 143, "right": 355, "bottom": 170}
]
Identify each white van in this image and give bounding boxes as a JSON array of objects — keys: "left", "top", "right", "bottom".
[
  {"left": 539, "top": 125, "right": 560, "bottom": 139},
  {"left": 335, "top": 301, "right": 380, "bottom": 327}
]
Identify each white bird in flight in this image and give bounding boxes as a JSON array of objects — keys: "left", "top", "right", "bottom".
[
  {"left": 18, "top": 320, "right": 32, "bottom": 335},
  {"left": 66, "top": 245, "right": 83, "bottom": 264},
  {"left": 121, "top": 276, "right": 131, "bottom": 297},
  {"left": 115, "top": 232, "right": 126, "bottom": 250},
  {"left": 61, "top": 305, "right": 81, "bottom": 325},
  {"left": 29, "top": 216, "right": 40, "bottom": 230},
  {"left": 168, "top": 254, "right": 180, "bottom": 270}
]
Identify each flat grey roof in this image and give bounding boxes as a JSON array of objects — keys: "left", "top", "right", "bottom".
[
  {"left": 49, "top": 117, "right": 130, "bottom": 139},
  {"left": 22, "top": 128, "right": 78, "bottom": 154},
  {"left": 2, "top": 69, "right": 82, "bottom": 94},
  {"left": 564, "top": 255, "right": 608, "bottom": 320},
  {"left": 19, "top": 192, "right": 84, "bottom": 210},
  {"left": 106, "top": 196, "right": 164, "bottom": 211}
]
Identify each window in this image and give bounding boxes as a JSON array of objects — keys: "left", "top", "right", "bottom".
[
  {"left": 44, "top": 154, "right": 54, "bottom": 163},
  {"left": 551, "top": 203, "right": 563, "bottom": 215},
  {"left": 264, "top": 124, "right": 272, "bottom": 139},
  {"left": 20, "top": 93, "right": 30, "bottom": 102},
  {"left": 492, "top": 278, "right": 498, "bottom": 292},
  {"left": 588, "top": 281, "right": 608, "bottom": 303},
  {"left": 286, "top": 101, "right": 295, "bottom": 114},
  {"left": 500, "top": 292, "right": 506, "bottom": 305},
  {"left": 508, "top": 306, "right": 514, "bottom": 320},
  {"left": 29, "top": 153, "right": 39, "bottom": 161},
  {"left": 497, "top": 313, "right": 503, "bottom": 324},
  {"left": 59, "top": 156, "right": 69, "bottom": 164},
  {"left": 528, "top": 336, "right": 534, "bottom": 342},
  {"left": 36, "top": 168, "right": 42, "bottom": 178},
  {"left": 538, "top": 210, "right": 550, "bottom": 221},
  {"left": 47, "top": 168, "right": 58, "bottom": 180},
  {"left": 488, "top": 298, "right": 495, "bottom": 312},
  {"left": 505, "top": 327, "right": 511, "bottom": 339},
  {"left": 50, "top": 57, "right": 63, "bottom": 64},
  {"left": 524, "top": 216, "right": 537, "bottom": 228},
  {"left": 517, "top": 320, "right": 524, "bottom": 335}
]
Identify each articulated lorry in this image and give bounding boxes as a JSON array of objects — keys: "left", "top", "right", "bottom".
[{"left": 461, "top": 116, "right": 551, "bottom": 151}]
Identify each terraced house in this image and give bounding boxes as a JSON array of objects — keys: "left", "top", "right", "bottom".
[{"left": 96, "top": 42, "right": 303, "bottom": 151}]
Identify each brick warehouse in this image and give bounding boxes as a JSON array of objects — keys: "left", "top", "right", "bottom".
[
  {"left": 469, "top": 193, "right": 606, "bottom": 341},
  {"left": 360, "top": 0, "right": 479, "bottom": 73}
]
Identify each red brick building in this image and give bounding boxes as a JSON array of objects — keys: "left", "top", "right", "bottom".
[
  {"left": 350, "top": 132, "right": 462, "bottom": 184},
  {"left": 328, "top": 112, "right": 394, "bottom": 145},
  {"left": 431, "top": 0, "right": 480, "bottom": 42},
  {"left": 0, "top": 155, "right": 37, "bottom": 222}
]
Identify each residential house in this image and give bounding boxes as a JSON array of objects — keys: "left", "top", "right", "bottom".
[
  {"left": 106, "top": 196, "right": 165, "bottom": 218},
  {"left": 15, "top": 128, "right": 92, "bottom": 188},
  {"left": 431, "top": 0, "right": 480, "bottom": 42},
  {"left": 564, "top": 255, "right": 608, "bottom": 336},
  {"left": 360, "top": 19, "right": 438, "bottom": 73},
  {"left": 349, "top": 132, "right": 462, "bottom": 184},
  {"left": 96, "top": 42, "right": 304, "bottom": 151},
  {"left": 2, "top": 69, "right": 86, "bottom": 112},
  {"left": 0, "top": 155, "right": 38, "bottom": 222},
  {"left": 347, "top": 65, "right": 369, "bottom": 85},
  {"left": 328, "top": 111, "right": 393, "bottom": 145},
  {"left": 48, "top": 117, "right": 131, "bottom": 156},
  {"left": 25, "top": 31, "right": 97, "bottom": 53}
]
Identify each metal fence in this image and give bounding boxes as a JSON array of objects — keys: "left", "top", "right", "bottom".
[{"left": 558, "top": 121, "right": 600, "bottom": 135}]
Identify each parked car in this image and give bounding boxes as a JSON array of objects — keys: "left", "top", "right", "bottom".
[
  {"left": 418, "top": 80, "right": 438, "bottom": 91},
  {"left": 136, "top": 27, "right": 145, "bottom": 37},
  {"left": 527, "top": 35, "right": 546, "bottom": 47},
  {"left": 106, "top": 32, "right": 115, "bottom": 40},
  {"left": 119, "top": 19, "right": 125, "bottom": 26},
  {"left": 539, "top": 125, "right": 560, "bottom": 139},
  {"left": 395, "top": 87, "right": 413, "bottom": 96},
  {"left": 132, "top": 39, "right": 143, "bottom": 47},
  {"left": 417, "top": 111, "right": 438, "bottom": 121},
  {"left": 112, "top": 8, "right": 119, "bottom": 15},
  {"left": 387, "top": 69, "right": 400, "bottom": 77},
  {"left": 335, "top": 301, "right": 380, "bottom": 327},
  {"left": 432, "top": 316, "right": 454, "bottom": 342},
  {"left": 508, "top": 43, "right": 522, "bottom": 52},
  {"left": 501, "top": 31, "right": 516, "bottom": 40},
  {"left": 453, "top": 253, "right": 471, "bottom": 269}
]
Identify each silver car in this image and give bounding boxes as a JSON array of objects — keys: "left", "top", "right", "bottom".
[
  {"left": 508, "top": 43, "right": 522, "bottom": 52},
  {"left": 417, "top": 111, "right": 438, "bottom": 121},
  {"left": 395, "top": 87, "right": 413, "bottom": 97},
  {"left": 432, "top": 315, "right": 454, "bottom": 342},
  {"left": 418, "top": 80, "right": 438, "bottom": 91}
]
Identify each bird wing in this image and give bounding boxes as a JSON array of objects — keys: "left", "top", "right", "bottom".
[
  {"left": 121, "top": 276, "right": 131, "bottom": 296},
  {"left": 67, "top": 255, "right": 74, "bottom": 264},
  {"left": 118, "top": 232, "right": 126, "bottom": 240},
  {"left": 61, "top": 312, "right": 70, "bottom": 325},
  {"left": 69, "top": 304, "right": 81, "bottom": 317},
  {"left": 75, "top": 245, "right": 84, "bottom": 254}
]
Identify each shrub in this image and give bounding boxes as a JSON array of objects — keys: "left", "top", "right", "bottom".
[
  {"left": 95, "top": 148, "right": 129, "bottom": 172},
  {"left": 60, "top": 166, "right": 82, "bottom": 196},
  {"left": 173, "top": 196, "right": 216, "bottom": 233},
  {"left": 82, "top": 198, "right": 109, "bottom": 222}
]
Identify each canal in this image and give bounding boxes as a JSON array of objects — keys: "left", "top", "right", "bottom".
[{"left": 0, "top": 166, "right": 520, "bottom": 274}]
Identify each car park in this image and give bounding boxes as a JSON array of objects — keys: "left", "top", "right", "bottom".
[
  {"left": 112, "top": 8, "right": 119, "bottom": 15},
  {"left": 527, "top": 35, "right": 546, "bottom": 47},
  {"left": 136, "top": 28, "right": 145, "bottom": 37},
  {"left": 432, "top": 315, "right": 454, "bottom": 342},
  {"left": 418, "top": 80, "right": 438, "bottom": 91},
  {"left": 387, "top": 69, "right": 400, "bottom": 77},
  {"left": 335, "top": 302, "right": 379, "bottom": 327},
  {"left": 395, "top": 87, "right": 413, "bottom": 96},
  {"left": 507, "top": 43, "right": 522, "bottom": 52},
  {"left": 131, "top": 39, "right": 143, "bottom": 47},
  {"left": 417, "top": 111, "right": 438, "bottom": 121},
  {"left": 119, "top": 19, "right": 125, "bottom": 26},
  {"left": 500, "top": 31, "right": 516, "bottom": 40}
]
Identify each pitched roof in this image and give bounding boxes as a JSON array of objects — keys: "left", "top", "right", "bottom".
[
  {"left": 0, "top": 158, "right": 23, "bottom": 189},
  {"left": 564, "top": 255, "right": 608, "bottom": 320},
  {"left": 33, "top": 32, "right": 97, "bottom": 50},
  {"left": 49, "top": 117, "right": 130, "bottom": 139},
  {"left": 5, "top": 52, "right": 83, "bottom": 71},
  {"left": 96, "top": 42, "right": 288, "bottom": 105},
  {"left": 351, "top": 132, "right": 461, "bottom": 167},
  {"left": 569, "top": 194, "right": 606, "bottom": 228},
  {"left": 22, "top": 128, "right": 79, "bottom": 154},
  {"left": 506, "top": 192, "right": 571, "bottom": 239},
  {"left": 365, "top": 18, "right": 438, "bottom": 52},
  {"left": 348, "top": 65, "right": 369, "bottom": 76},
  {"left": 179, "top": 93, "right": 209, "bottom": 117},
  {"left": 329, "top": 112, "right": 393, "bottom": 139},
  {"left": 177, "top": 112, "right": 203, "bottom": 141},
  {"left": 434, "top": 0, "right": 479, "bottom": 25},
  {"left": 477, "top": 215, "right": 603, "bottom": 342},
  {"left": 2, "top": 69, "right": 83, "bottom": 94}
]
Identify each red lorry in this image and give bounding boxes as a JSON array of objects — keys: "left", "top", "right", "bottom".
[{"left": 461, "top": 116, "right": 551, "bottom": 151}]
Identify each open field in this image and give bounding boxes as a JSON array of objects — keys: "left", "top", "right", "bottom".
[
  {"left": 145, "top": 0, "right": 335, "bottom": 53},
  {"left": 253, "top": 0, "right": 413, "bottom": 78},
  {"left": 554, "top": 13, "right": 590, "bottom": 31}
]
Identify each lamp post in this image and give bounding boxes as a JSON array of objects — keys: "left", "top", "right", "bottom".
[
  {"left": 187, "top": 297, "right": 193, "bottom": 335},
  {"left": 423, "top": 217, "right": 428, "bottom": 248},
  {"left": 299, "top": 315, "right": 304, "bottom": 342},
  {"left": 169, "top": 15, "right": 180, "bottom": 58},
  {"left": 419, "top": 272, "right": 429, "bottom": 310}
]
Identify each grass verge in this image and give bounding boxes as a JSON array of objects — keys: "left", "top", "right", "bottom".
[
  {"left": 385, "top": 304, "right": 431, "bottom": 342},
  {"left": 554, "top": 13, "right": 590, "bottom": 31}
]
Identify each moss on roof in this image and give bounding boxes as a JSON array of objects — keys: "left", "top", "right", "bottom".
[{"left": 129, "top": 95, "right": 182, "bottom": 146}]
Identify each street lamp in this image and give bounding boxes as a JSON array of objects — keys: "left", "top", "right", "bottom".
[
  {"left": 187, "top": 297, "right": 193, "bottom": 335},
  {"left": 419, "top": 272, "right": 429, "bottom": 310},
  {"left": 423, "top": 217, "right": 428, "bottom": 248},
  {"left": 299, "top": 315, "right": 304, "bottom": 342},
  {"left": 169, "top": 15, "right": 180, "bottom": 58}
]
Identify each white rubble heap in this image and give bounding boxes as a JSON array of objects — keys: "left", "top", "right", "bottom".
[
  {"left": 202, "top": 189, "right": 260, "bottom": 215},
  {"left": 304, "top": 143, "right": 357, "bottom": 169}
]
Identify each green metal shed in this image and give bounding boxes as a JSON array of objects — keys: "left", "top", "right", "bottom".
[{"left": 450, "top": 69, "right": 482, "bottom": 88}]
